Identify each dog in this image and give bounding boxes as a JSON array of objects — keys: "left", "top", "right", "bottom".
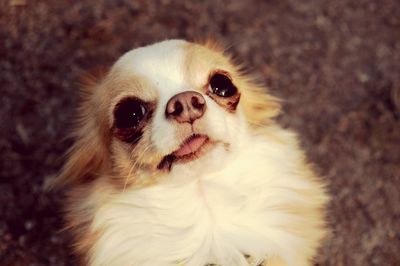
[{"left": 56, "top": 39, "right": 328, "bottom": 266}]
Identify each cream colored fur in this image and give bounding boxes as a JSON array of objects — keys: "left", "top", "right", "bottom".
[{"left": 57, "top": 40, "right": 328, "bottom": 266}]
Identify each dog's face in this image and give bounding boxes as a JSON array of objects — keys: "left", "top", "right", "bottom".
[
  {"left": 108, "top": 40, "right": 246, "bottom": 184},
  {"left": 60, "top": 40, "right": 280, "bottom": 188}
]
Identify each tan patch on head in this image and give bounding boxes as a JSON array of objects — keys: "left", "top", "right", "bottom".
[
  {"left": 183, "top": 42, "right": 241, "bottom": 113},
  {"left": 104, "top": 70, "right": 158, "bottom": 103},
  {"left": 101, "top": 70, "right": 166, "bottom": 189},
  {"left": 104, "top": 70, "right": 159, "bottom": 127},
  {"left": 55, "top": 66, "right": 161, "bottom": 188},
  {"left": 183, "top": 41, "right": 281, "bottom": 126},
  {"left": 183, "top": 41, "right": 234, "bottom": 90}
]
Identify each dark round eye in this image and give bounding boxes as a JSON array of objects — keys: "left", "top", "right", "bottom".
[
  {"left": 209, "top": 73, "right": 237, "bottom": 97},
  {"left": 114, "top": 98, "right": 147, "bottom": 129}
]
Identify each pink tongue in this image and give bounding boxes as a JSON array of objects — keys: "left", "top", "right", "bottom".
[{"left": 173, "top": 136, "right": 207, "bottom": 157}]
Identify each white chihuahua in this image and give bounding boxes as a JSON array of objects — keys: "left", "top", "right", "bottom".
[{"left": 57, "top": 40, "right": 328, "bottom": 266}]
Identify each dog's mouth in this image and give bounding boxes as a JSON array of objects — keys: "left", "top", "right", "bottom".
[{"left": 157, "top": 134, "right": 211, "bottom": 171}]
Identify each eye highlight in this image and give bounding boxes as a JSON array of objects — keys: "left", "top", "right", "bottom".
[
  {"left": 114, "top": 98, "right": 147, "bottom": 129},
  {"left": 209, "top": 73, "right": 237, "bottom": 97}
]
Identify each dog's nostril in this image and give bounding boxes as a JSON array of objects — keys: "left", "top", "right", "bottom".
[
  {"left": 173, "top": 101, "right": 183, "bottom": 116},
  {"left": 191, "top": 96, "right": 204, "bottom": 110}
]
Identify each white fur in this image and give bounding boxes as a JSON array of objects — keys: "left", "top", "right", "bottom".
[
  {"left": 114, "top": 40, "right": 191, "bottom": 155},
  {"left": 90, "top": 133, "right": 320, "bottom": 266},
  {"left": 112, "top": 40, "right": 242, "bottom": 156},
  {"left": 82, "top": 40, "right": 325, "bottom": 266}
]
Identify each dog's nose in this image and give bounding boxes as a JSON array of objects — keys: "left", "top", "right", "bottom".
[{"left": 165, "top": 91, "right": 206, "bottom": 123}]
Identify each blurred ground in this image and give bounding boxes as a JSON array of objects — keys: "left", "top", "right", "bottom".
[{"left": 0, "top": 0, "right": 399, "bottom": 265}]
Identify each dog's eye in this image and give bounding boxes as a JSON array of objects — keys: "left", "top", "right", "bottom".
[
  {"left": 114, "top": 98, "right": 147, "bottom": 129},
  {"left": 209, "top": 73, "right": 237, "bottom": 97}
]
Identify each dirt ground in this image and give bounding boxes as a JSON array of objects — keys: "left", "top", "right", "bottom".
[{"left": 0, "top": 0, "right": 399, "bottom": 265}]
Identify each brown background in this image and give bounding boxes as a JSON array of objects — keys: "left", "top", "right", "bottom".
[{"left": 1, "top": 0, "right": 399, "bottom": 265}]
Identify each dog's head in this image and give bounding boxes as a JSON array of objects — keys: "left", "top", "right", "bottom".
[{"left": 58, "top": 40, "right": 280, "bottom": 188}]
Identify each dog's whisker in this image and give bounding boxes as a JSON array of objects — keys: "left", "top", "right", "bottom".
[{"left": 122, "top": 143, "right": 154, "bottom": 192}]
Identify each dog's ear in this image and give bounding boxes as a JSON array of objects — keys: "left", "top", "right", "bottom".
[
  {"left": 52, "top": 68, "right": 111, "bottom": 188},
  {"left": 227, "top": 69, "right": 281, "bottom": 127},
  {"left": 240, "top": 81, "right": 281, "bottom": 127}
]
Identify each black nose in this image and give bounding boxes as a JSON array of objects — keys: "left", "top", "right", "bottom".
[{"left": 165, "top": 91, "right": 206, "bottom": 123}]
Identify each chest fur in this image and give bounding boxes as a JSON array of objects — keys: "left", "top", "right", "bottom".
[{"left": 86, "top": 138, "right": 326, "bottom": 266}]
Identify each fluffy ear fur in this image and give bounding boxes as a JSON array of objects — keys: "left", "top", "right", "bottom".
[
  {"left": 239, "top": 79, "right": 281, "bottom": 127},
  {"left": 54, "top": 68, "right": 111, "bottom": 187}
]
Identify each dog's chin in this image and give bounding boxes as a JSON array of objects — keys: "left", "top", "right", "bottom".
[{"left": 157, "top": 134, "right": 223, "bottom": 172}]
